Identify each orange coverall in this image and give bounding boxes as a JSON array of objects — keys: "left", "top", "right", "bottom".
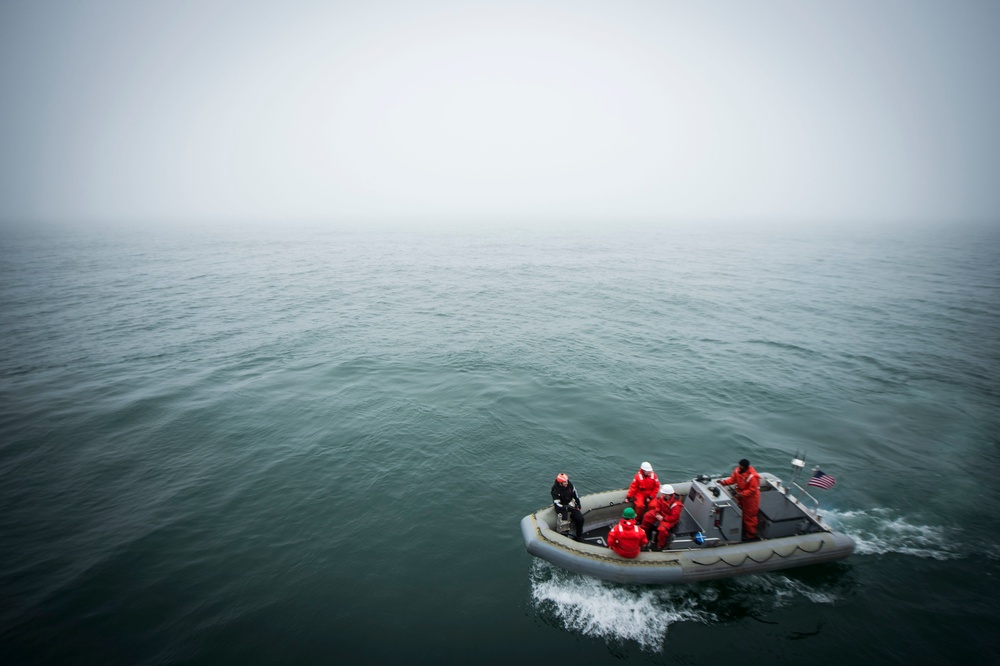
[
  {"left": 607, "top": 518, "right": 648, "bottom": 558},
  {"left": 718, "top": 465, "right": 761, "bottom": 539},
  {"left": 626, "top": 470, "right": 660, "bottom": 520},
  {"left": 641, "top": 495, "right": 684, "bottom": 549}
]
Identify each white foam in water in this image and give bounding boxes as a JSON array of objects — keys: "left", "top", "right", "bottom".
[
  {"left": 529, "top": 562, "right": 709, "bottom": 651},
  {"left": 528, "top": 561, "right": 839, "bottom": 652},
  {"left": 823, "top": 507, "right": 961, "bottom": 560}
]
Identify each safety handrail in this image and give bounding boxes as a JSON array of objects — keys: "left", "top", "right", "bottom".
[{"left": 790, "top": 483, "right": 820, "bottom": 510}]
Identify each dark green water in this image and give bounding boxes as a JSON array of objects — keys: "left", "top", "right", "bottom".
[{"left": 2, "top": 224, "right": 998, "bottom": 664}]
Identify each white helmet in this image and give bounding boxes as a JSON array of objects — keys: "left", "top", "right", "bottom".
[
  {"left": 660, "top": 484, "right": 675, "bottom": 495},
  {"left": 640, "top": 462, "right": 653, "bottom": 472}
]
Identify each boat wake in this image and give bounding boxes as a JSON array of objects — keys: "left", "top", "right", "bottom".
[
  {"left": 528, "top": 559, "right": 840, "bottom": 653},
  {"left": 528, "top": 559, "right": 712, "bottom": 651},
  {"left": 822, "top": 507, "right": 962, "bottom": 560}
]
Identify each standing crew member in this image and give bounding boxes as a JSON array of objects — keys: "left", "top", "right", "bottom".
[
  {"left": 626, "top": 462, "right": 660, "bottom": 520},
  {"left": 550, "top": 473, "right": 585, "bottom": 541},
  {"left": 718, "top": 458, "right": 761, "bottom": 541},
  {"left": 641, "top": 484, "right": 684, "bottom": 550},
  {"left": 607, "top": 507, "right": 648, "bottom": 558}
]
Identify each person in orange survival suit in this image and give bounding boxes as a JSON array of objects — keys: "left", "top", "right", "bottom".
[
  {"left": 626, "top": 461, "right": 660, "bottom": 520},
  {"left": 718, "top": 458, "right": 761, "bottom": 541},
  {"left": 607, "top": 507, "right": 648, "bottom": 558},
  {"left": 641, "top": 484, "right": 684, "bottom": 550}
]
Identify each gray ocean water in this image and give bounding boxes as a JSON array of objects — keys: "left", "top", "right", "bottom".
[{"left": 1, "top": 223, "right": 998, "bottom": 664}]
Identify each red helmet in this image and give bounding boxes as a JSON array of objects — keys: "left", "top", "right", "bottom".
[{"left": 556, "top": 473, "right": 569, "bottom": 483}]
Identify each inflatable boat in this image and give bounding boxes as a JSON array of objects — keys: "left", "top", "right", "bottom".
[{"left": 520, "top": 467, "right": 854, "bottom": 584}]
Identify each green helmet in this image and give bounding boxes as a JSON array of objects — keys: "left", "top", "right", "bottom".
[{"left": 622, "top": 507, "right": 636, "bottom": 520}]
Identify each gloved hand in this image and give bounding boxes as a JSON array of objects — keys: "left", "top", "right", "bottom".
[{"left": 626, "top": 496, "right": 634, "bottom": 502}]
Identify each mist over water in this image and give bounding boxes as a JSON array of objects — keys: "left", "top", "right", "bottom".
[
  {"left": 3, "top": 1, "right": 1000, "bottom": 226},
  {"left": 1, "top": 224, "right": 999, "bottom": 662}
]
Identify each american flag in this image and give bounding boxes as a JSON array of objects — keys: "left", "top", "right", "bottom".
[{"left": 808, "top": 469, "right": 837, "bottom": 490}]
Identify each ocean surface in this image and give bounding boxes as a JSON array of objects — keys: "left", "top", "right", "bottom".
[{"left": 1, "top": 223, "right": 998, "bottom": 664}]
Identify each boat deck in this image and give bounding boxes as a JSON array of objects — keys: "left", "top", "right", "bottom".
[{"left": 560, "top": 475, "right": 825, "bottom": 551}]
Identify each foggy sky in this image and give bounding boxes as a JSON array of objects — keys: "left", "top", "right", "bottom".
[{"left": 1, "top": 0, "right": 998, "bottom": 227}]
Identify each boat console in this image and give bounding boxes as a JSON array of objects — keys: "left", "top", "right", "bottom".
[{"left": 680, "top": 478, "right": 743, "bottom": 543}]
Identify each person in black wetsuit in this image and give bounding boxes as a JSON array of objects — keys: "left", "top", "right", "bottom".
[{"left": 550, "top": 473, "right": 585, "bottom": 541}]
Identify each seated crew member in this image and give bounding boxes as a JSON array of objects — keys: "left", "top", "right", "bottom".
[
  {"left": 626, "top": 461, "right": 660, "bottom": 520},
  {"left": 607, "top": 507, "right": 648, "bottom": 558},
  {"left": 718, "top": 458, "right": 761, "bottom": 541},
  {"left": 550, "top": 473, "right": 585, "bottom": 541},
  {"left": 641, "top": 484, "right": 684, "bottom": 550}
]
